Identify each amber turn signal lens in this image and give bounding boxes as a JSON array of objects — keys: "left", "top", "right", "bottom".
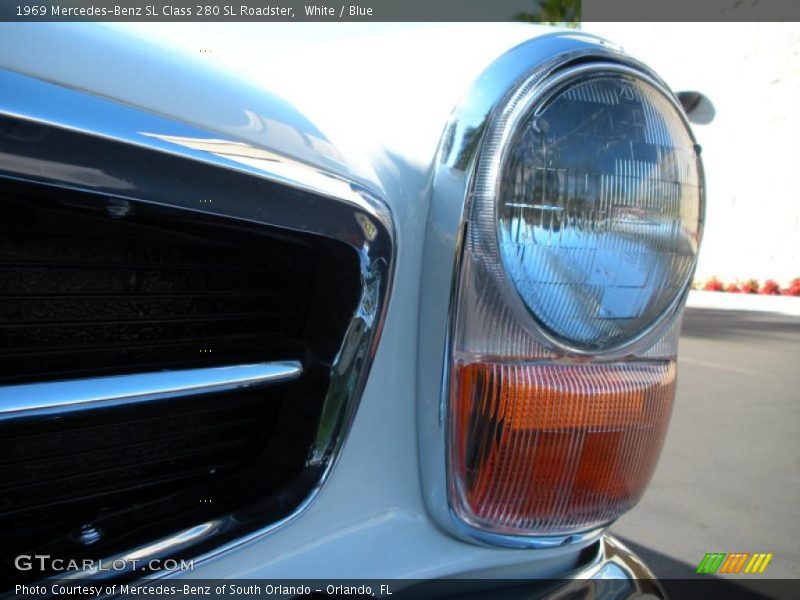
[{"left": 451, "top": 360, "right": 675, "bottom": 535}]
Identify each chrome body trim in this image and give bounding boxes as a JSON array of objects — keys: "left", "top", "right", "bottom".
[
  {"left": 549, "top": 534, "right": 665, "bottom": 599},
  {"left": 0, "top": 66, "right": 394, "bottom": 580},
  {"left": 0, "top": 362, "right": 302, "bottom": 420},
  {"left": 58, "top": 522, "right": 224, "bottom": 582},
  {"left": 418, "top": 34, "right": 699, "bottom": 548}
]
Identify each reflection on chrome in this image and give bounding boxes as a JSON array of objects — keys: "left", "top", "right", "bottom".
[
  {"left": 139, "top": 131, "right": 372, "bottom": 215},
  {"left": 0, "top": 150, "right": 136, "bottom": 190},
  {"left": 59, "top": 522, "right": 221, "bottom": 581},
  {"left": 0, "top": 362, "right": 303, "bottom": 419}
]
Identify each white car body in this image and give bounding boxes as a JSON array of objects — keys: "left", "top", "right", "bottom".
[{"left": 0, "top": 23, "right": 675, "bottom": 593}]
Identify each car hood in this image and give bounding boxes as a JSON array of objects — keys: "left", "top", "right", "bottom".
[{"left": 0, "top": 22, "right": 572, "bottom": 201}]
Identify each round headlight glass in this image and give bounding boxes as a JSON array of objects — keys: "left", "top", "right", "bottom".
[{"left": 496, "top": 71, "right": 702, "bottom": 352}]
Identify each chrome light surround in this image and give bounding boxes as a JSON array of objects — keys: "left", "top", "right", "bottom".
[{"left": 418, "top": 33, "right": 704, "bottom": 549}]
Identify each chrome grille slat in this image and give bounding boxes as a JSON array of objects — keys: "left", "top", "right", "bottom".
[{"left": 0, "top": 361, "right": 302, "bottom": 419}]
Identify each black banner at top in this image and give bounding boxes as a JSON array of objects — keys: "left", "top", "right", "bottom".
[{"left": 2, "top": 0, "right": 799, "bottom": 22}]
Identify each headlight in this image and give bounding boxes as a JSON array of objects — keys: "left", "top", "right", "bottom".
[
  {"left": 491, "top": 68, "right": 702, "bottom": 352},
  {"left": 441, "top": 60, "right": 704, "bottom": 542}
]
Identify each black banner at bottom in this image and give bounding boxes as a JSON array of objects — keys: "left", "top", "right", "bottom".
[{"left": 8, "top": 578, "right": 800, "bottom": 600}]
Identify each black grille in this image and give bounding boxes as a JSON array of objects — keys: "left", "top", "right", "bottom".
[
  {"left": 0, "top": 192, "right": 311, "bottom": 385},
  {"left": 0, "top": 178, "right": 362, "bottom": 584},
  {"left": 1, "top": 387, "right": 283, "bottom": 554}
]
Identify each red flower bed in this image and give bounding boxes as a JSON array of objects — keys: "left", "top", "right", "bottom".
[
  {"left": 760, "top": 279, "right": 781, "bottom": 295},
  {"left": 694, "top": 277, "right": 800, "bottom": 296},
  {"left": 703, "top": 277, "right": 724, "bottom": 292},
  {"left": 741, "top": 279, "right": 760, "bottom": 294}
]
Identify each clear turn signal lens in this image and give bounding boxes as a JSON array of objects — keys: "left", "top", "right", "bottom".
[{"left": 451, "top": 360, "right": 675, "bottom": 535}]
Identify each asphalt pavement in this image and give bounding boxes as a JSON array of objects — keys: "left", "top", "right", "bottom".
[{"left": 610, "top": 307, "right": 800, "bottom": 582}]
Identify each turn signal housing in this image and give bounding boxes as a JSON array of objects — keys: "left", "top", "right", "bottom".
[{"left": 451, "top": 360, "right": 675, "bottom": 535}]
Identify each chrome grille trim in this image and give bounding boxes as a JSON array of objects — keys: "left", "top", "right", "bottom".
[
  {"left": 0, "top": 361, "right": 302, "bottom": 420},
  {"left": 0, "top": 65, "right": 395, "bottom": 581}
]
